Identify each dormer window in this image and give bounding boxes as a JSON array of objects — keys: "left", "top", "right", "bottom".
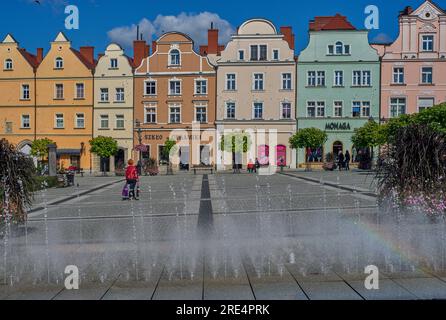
[
  {"left": 4, "top": 59, "right": 13, "bottom": 70},
  {"left": 328, "top": 42, "right": 350, "bottom": 55},
  {"left": 238, "top": 50, "right": 245, "bottom": 61},
  {"left": 273, "top": 49, "right": 279, "bottom": 61},
  {"left": 250, "top": 45, "right": 267, "bottom": 61},
  {"left": 169, "top": 49, "right": 180, "bottom": 66},
  {"left": 110, "top": 58, "right": 118, "bottom": 68},
  {"left": 55, "top": 57, "right": 64, "bottom": 69},
  {"left": 335, "top": 42, "right": 343, "bottom": 55},
  {"left": 422, "top": 35, "right": 434, "bottom": 52}
]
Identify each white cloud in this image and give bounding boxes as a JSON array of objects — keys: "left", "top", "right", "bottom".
[
  {"left": 372, "top": 33, "right": 393, "bottom": 44},
  {"left": 107, "top": 12, "right": 235, "bottom": 49}
]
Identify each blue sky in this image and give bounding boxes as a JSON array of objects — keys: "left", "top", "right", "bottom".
[{"left": 1, "top": 0, "right": 442, "bottom": 56}]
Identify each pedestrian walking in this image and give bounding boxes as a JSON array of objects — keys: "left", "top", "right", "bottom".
[
  {"left": 344, "top": 150, "right": 351, "bottom": 171},
  {"left": 338, "top": 151, "right": 345, "bottom": 171},
  {"left": 125, "top": 159, "right": 139, "bottom": 200}
]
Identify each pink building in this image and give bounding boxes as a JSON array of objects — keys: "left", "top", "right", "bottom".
[{"left": 373, "top": 0, "right": 446, "bottom": 120}]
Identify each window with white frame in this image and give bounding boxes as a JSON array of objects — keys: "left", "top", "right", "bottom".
[
  {"left": 226, "top": 74, "right": 236, "bottom": 90},
  {"left": 352, "top": 101, "right": 370, "bottom": 118},
  {"left": 169, "top": 105, "right": 181, "bottom": 123},
  {"left": 55, "top": 84, "right": 64, "bottom": 99},
  {"left": 393, "top": 67, "right": 404, "bottom": 84},
  {"left": 21, "top": 84, "right": 30, "bottom": 100},
  {"left": 418, "top": 97, "right": 434, "bottom": 112},
  {"left": 115, "top": 88, "right": 125, "bottom": 101},
  {"left": 226, "top": 102, "right": 235, "bottom": 119},
  {"left": 353, "top": 70, "right": 371, "bottom": 86},
  {"left": 4, "top": 59, "right": 13, "bottom": 70},
  {"left": 253, "top": 73, "right": 264, "bottom": 91},
  {"left": 75, "top": 113, "right": 84, "bottom": 128},
  {"left": 307, "top": 71, "right": 316, "bottom": 86},
  {"left": 76, "top": 83, "right": 85, "bottom": 99},
  {"left": 250, "top": 45, "right": 267, "bottom": 61},
  {"left": 169, "top": 80, "right": 181, "bottom": 95},
  {"left": 281, "top": 102, "right": 291, "bottom": 119},
  {"left": 334, "top": 101, "right": 343, "bottom": 117},
  {"left": 362, "top": 71, "right": 371, "bottom": 86},
  {"left": 316, "top": 101, "right": 325, "bottom": 117},
  {"left": 361, "top": 101, "right": 370, "bottom": 117},
  {"left": 253, "top": 102, "right": 263, "bottom": 119},
  {"left": 421, "top": 67, "right": 433, "bottom": 84},
  {"left": 145, "top": 80, "right": 156, "bottom": 95},
  {"left": 169, "top": 49, "right": 180, "bottom": 66},
  {"left": 55, "top": 57, "right": 63, "bottom": 69},
  {"left": 100, "top": 88, "right": 109, "bottom": 102},
  {"left": 273, "top": 49, "right": 279, "bottom": 61},
  {"left": 238, "top": 50, "right": 245, "bottom": 61},
  {"left": 282, "top": 73, "right": 292, "bottom": 90},
  {"left": 307, "top": 101, "right": 316, "bottom": 117},
  {"left": 195, "top": 104, "right": 207, "bottom": 123},
  {"left": 55, "top": 114, "right": 64, "bottom": 128},
  {"left": 335, "top": 41, "right": 344, "bottom": 55},
  {"left": 316, "top": 71, "right": 325, "bottom": 86},
  {"left": 110, "top": 58, "right": 118, "bottom": 68},
  {"left": 116, "top": 115, "right": 125, "bottom": 129},
  {"left": 100, "top": 115, "right": 109, "bottom": 128},
  {"left": 422, "top": 35, "right": 434, "bottom": 52},
  {"left": 21, "top": 115, "right": 30, "bottom": 128},
  {"left": 352, "top": 101, "right": 361, "bottom": 117},
  {"left": 328, "top": 42, "right": 350, "bottom": 55},
  {"left": 390, "top": 98, "right": 406, "bottom": 117},
  {"left": 145, "top": 105, "right": 157, "bottom": 123},
  {"left": 334, "top": 71, "right": 343, "bottom": 86},
  {"left": 195, "top": 80, "right": 207, "bottom": 95}
]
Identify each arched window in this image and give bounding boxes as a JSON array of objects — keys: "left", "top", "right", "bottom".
[
  {"left": 4, "top": 58, "right": 13, "bottom": 70},
  {"left": 169, "top": 49, "right": 180, "bottom": 66},
  {"left": 335, "top": 42, "right": 343, "bottom": 55},
  {"left": 333, "top": 141, "right": 344, "bottom": 158},
  {"left": 55, "top": 57, "right": 64, "bottom": 69}
]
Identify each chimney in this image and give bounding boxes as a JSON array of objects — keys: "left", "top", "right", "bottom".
[
  {"left": 145, "top": 44, "right": 150, "bottom": 58},
  {"left": 207, "top": 25, "right": 219, "bottom": 54},
  {"left": 80, "top": 46, "right": 95, "bottom": 66},
  {"left": 133, "top": 40, "right": 148, "bottom": 67},
  {"left": 280, "top": 26, "right": 295, "bottom": 50},
  {"left": 152, "top": 41, "right": 157, "bottom": 53},
  {"left": 36, "top": 48, "right": 44, "bottom": 64}
]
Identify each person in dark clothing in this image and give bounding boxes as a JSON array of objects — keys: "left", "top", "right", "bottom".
[
  {"left": 344, "top": 150, "right": 351, "bottom": 171},
  {"left": 338, "top": 151, "right": 345, "bottom": 171},
  {"left": 255, "top": 158, "right": 260, "bottom": 173}
]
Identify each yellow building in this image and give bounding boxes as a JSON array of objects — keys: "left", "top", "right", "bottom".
[
  {"left": 36, "top": 32, "right": 95, "bottom": 171},
  {"left": 0, "top": 34, "right": 40, "bottom": 154}
]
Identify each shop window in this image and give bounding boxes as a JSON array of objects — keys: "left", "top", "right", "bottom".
[{"left": 306, "top": 147, "right": 323, "bottom": 163}]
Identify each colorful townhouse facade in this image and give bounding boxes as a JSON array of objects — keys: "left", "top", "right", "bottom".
[
  {"left": 93, "top": 43, "right": 134, "bottom": 173},
  {"left": 35, "top": 32, "right": 95, "bottom": 171},
  {"left": 134, "top": 32, "right": 217, "bottom": 168},
  {"left": 214, "top": 18, "right": 297, "bottom": 169},
  {"left": 297, "top": 14, "right": 381, "bottom": 168},
  {"left": 0, "top": 34, "right": 40, "bottom": 156},
  {"left": 373, "top": 0, "right": 446, "bottom": 119}
]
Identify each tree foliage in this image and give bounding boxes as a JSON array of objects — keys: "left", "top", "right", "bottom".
[
  {"left": 163, "top": 138, "right": 178, "bottom": 159},
  {"left": 89, "top": 136, "right": 118, "bottom": 159},
  {"left": 30, "top": 138, "right": 55, "bottom": 161},
  {"left": 351, "top": 120, "right": 386, "bottom": 148},
  {"left": 289, "top": 128, "right": 327, "bottom": 149},
  {"left": 220, "top": 132, "right": 252, "bottom": 153}
]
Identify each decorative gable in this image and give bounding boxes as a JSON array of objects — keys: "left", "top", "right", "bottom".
[{"left": 412, "top": 1, "right": 445, "bottom": 20}]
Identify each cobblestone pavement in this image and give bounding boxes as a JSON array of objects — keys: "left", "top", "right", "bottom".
[{"left": 1, "top": 171, "right": 446, "bottom": 300}]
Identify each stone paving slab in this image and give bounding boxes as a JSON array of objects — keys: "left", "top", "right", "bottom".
[
  {"left": 298, "top": 281, "right": 363, "bottom": 300},
  {"left": 391, "top": 278, "right": 446, "bottom": 299},
  {"left": 53, "top": 281, "right": 113, "bottom": 300},
  {"left": 153, "top": 266, "right": 203, "bottom": 300},
  {"left": 2, "top": 285, "right": 64, "bottom": 300},
  {"left": 346, "top": 279, "right": 416, "bottom": 300}
]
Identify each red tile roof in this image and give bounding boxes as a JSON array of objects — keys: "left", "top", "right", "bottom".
[
  {"left": 70, "top": 48, "right": 96, "bottom": 69},
  {"left": 18, "top": 48, "right": 39, "bottom": 68},
  {"left": 309, "top": 14, "right": 356, "bottom": 31}
]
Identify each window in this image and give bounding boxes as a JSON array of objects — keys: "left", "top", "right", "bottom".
[
  {"left": 195, "top": 80, "right": 207, "bottom": 95},
  {"left": 115, "top": 88, "right": 125, "bottom": 101},
  {"left": 344, "top": 45, "right": 350, "bottom": 55},
  {"left": 226, "top": 74, "right": 236, "bottom": 90},
  {"left": 353, "top": 71, "right": 371, "bottom": 86},
  {"left": 273, "top": 49, "right": 279, "bottom": 61},
  {"left": 169, "top": 80, "right": 181, "bottom": 95},
  {"left": 281, "top": 102, "right": 291, "bottom": 119},
  {"left": 250, "top": 45, "right": 267, "bottom": 61},
  {"left": 418, "top": 97, "right": 435, "bottom": 112},
  {"left": 353, "top": 71, "right": 361, "bottom": 86},
  {"left": 260, "top": 45, "right": 267, "bottom": 60},
  {"left": 4, "top": 59, "right": 13, "bottom": 70},
  {"left": 316, "top": 101, "right": 325, "bottom": 117},
  {"left": 352, "top": 101, "right": 371, "bottom": 118},
  {"left": 169, "top": 105, "right": 181, "bottom": 123},
  {"left": 110, "top": 58, "right": 118, "bottom": 68},
  {"left": 116, "top": 115, "right": 125, "bottom": 129},
  {"left": 307, "top": 101, "right": 316, "bottom": 117},
  {"left": 145, "top": 81, "right": 156, "bottom": 95},
  {"left": 226, "top": 102, "right": 235, "bottom": 119},
  {"left": 169, "top": 49, "right": 180, "bottom": 65},
  {"left": 21, "top": 84, "right": 30, "bottom": 100},
  {"left": 329, "top": 43, "right": 350, "bottom": 55},
  {"left": 362, "top": 71, "right": 371, "bottom": 86},
  {"left": 145, "top": 106, "right": 157, "bottom": 123},
  {"left": 334, "top": 101, "right": 343, "bottom": 117},
  {"left": 307, "top": 71, "right": 316, "bottom": 86},
  {"left": 21, "top": 115, "right": 30, "bottom": 128},
  {"left": 361, "top": 101, "right": 370, "bottom": 117},
  {"left": 282, "top": 73, "right": 292, "bottom": 90},
  {"left": 317, "top": 71, "right": 325, "bottom": 86},
  {"left": 335, "top": 42, "right": 343, "bottom": 55},
  {"left": 334, "top": 71, "right": 343, "bottom": 86},
  {"left": 328, "top": 45, "right": 334, "bottom": 55},
  {"left": 422, "top": 35, "right": 434, "bottom": 52},
  {"left": 100, "top": 115, "right": 109, "bottom": 128},
  {"left": 55, "top": 57, "right": 63, "bottom": 69},
  {"left": 100, "top": 88, "right": 109, "bottom": 102},
  {"left": 55, "top": 84, "right": 64, "bottom": 99},
  {"left": 390, "top": 98, "right": 406, "bottom": 117},
  {"left": 253, "top": 73, "right": 264, "bottom": 91},
  {"left": 75, "top": 113, "right": 84, "bottom": 128},
  {"left": 393, "top": 67, "right": 404, "bottom": 84},
  {"left": 352, "top": 101, "right": 361, "bottom": 117},
  {"left": 195, "top": 105, "right": 207, "bottom": 123},
  {"left": 421, "top": 67, "right": 433, "bottom": 84},
  {"left": 250, "top": 45, "right": 258, "bottom": 61},
  {"left": 76, "top": 83, "right": 85, "bottom": 99},
  {"left": 238, "top": 50, "right": 245, "bottom": 60},
  {"left": 55, "top": 114, "right": 64, "bottom": 128},
  {"left": 253, "top": 102, "right": 263, "bottom": 119}
]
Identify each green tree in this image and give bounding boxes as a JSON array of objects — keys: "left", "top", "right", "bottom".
[
  {"left": 351, "top": 120, "right": 386, "bottom": 148},
  {"left": 89, "top": 136, "right": 118, "bottom": 175},
  {"left": 30, "top": 138, "right": 55, "bottom": 162},
  {"left": 219, "top": 132, "right": 251, "bottom": 153},
  {"left": 289, "top": 127, "right": 327, "bottom": 150},
  {"left": 162, "top": 138, "right": 177, "bottom": 175}
]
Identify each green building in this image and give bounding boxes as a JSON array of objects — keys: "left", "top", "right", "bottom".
[{"left": 296, "top": 14, "right": 380, "bottom": 168}]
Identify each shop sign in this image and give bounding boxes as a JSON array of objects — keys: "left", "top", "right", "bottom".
[{"left": 325, "top": 122, "right": 351, "bottom": 131}]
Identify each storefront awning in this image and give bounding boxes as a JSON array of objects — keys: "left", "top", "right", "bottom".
[{"left": 56, "top": 149, "right": 81, "bottom": 156}]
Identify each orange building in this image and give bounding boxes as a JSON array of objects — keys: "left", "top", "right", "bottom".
[
  {"left": 0, "top": 34, "right": 41, "bottom": 155},
  {"left": 36, "top": 32, "right": 95, "bottom": 170},
  {"left": 134, "top": 32, "right": 218, "bottom": 169}
]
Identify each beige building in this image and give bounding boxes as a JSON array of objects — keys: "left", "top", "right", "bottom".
[
  {"left": 214, "top": 19, "right": 297, "bottom": 169},
  {"left": 93, "top": 43, "right": 134, "bottom": 173}
]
